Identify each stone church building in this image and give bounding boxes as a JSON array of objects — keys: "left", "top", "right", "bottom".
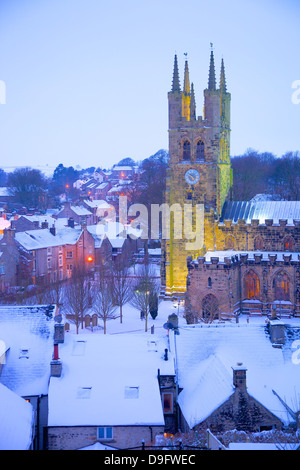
[{"left": 161, "top": 49, "right": 300, "bottom": 320}]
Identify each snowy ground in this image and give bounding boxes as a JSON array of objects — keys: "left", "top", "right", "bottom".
[
  {"left": 63, "top": 298, "right": 183, "bottom": 337},
  {"left": 62, "top": 294, "right": 300, "bottom": 338}
]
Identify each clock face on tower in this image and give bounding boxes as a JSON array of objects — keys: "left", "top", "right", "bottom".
[{"left": 185, "top": 169, "right": 200, "bottom": 185}]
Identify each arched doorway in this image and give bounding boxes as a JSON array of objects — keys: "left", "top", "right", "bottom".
[{"left": 202, "top": 293, "right": 219, "bottom": 322}]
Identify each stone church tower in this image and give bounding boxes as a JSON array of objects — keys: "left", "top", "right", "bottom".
[{"left": 161, "top": 49, "right": 232, "bottom": 296}]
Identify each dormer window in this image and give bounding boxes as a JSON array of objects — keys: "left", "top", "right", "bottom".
[{"left": 19, "top": 348, "right": 29, "bottom": 359}]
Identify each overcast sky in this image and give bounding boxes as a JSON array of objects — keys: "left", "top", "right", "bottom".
[{"left": 0, "top": 0, "right": 299, "bottom": 173}]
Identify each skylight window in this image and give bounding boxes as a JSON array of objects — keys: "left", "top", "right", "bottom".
[
  {"left": 124, "top": 386, "right": 139, "bottom": 399},
  {"left": 72, "top": 340, "right": 86, "bottom": 356},
  {"left": 77, "top": 386, "right": 92, "bottom": 399}
]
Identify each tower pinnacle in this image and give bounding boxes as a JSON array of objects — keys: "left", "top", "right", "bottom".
[
  {"left": 208, "top": 48, "right": 216, "bottom": 91},
  {"left": 171, "top": 54, "right": 181, "bottom": 93},
  {"left": 220, "top": 58, "right": 227, "bottom": 92},
  {"left": 183, "top": 57, "right": 190, "bottom": 95}
]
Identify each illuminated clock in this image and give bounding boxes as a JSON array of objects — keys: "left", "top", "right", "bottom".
[{"left": 185, "top": 169, "right": 200, "bottom": 185}]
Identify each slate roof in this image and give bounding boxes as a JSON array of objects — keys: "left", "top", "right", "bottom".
[
  {"left": 220, "top": 201, "right": 300, "bottom": 224},
  {"left": 175, "top": 321, "right": 300, "bottom": 429},
  {"left": 48, "top": 333, "right": 174, "bottom": 427},
  {"left": 0, "top": 305, "right": 55, "bottom": 396},
  {"left": 15, "top": 227, "right": 83, "bottom": 250},
  {"left": 0, "top": 383, "right": 34, "bottom": 450}
]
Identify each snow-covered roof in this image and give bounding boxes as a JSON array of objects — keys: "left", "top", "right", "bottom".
[
  {"left": 0, "top": 383, "right": 34, "bottom": 450},
  {"left": 96, "top": 182, "right": 108, "bottom": 189},
  {"left": 84, "top": 199, "right": 111, "bottom": 209},
  {"left": 79, "top": 442, "right": 117, "bottom": 450},
  {"left": 112, "top": 166, "right": 134, "bottom": 171},
  {"left": 69, "top": 205, "right": 92, "bottom": 216},
  {"left": 0, "top": 305, "right": 55, "bottom": 396},
  {"left": 175, "top": 322, "right": 300, "bottom": 429},
  {"left": 15, "top": 227, "right": 83, "bottom": 250},
  {"left": 0, "top": 187, "right": 10, "bottom": 197},
  {"left": 200, "top": 250, "right": 299, "bottom": 264},
  {"left": 12, "top": 214, "right": 79, "bottom": 229},
  {"left": 48, "top": 333, "right": 174, "bottom": 427},
  {"left": 0, "top": 217, "right": 10, "bottom": 231},
  {"left": 220, "top": 200, "right": 300, "bottom": 225}
]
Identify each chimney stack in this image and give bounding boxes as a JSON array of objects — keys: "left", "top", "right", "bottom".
[
  {"left": 50, "top": 343, "right": 62, "bottom": 377},
  {"left": 68, "top": 217, "right": 75, "bottom": 228},
  {"left": 232, "top": 362, "right": 247, "bottom": 391},
  {"left": 41, "top": 220, "right": 49, "bottom": 229},
  {"left": 50, "top": 224, "right": 56, "bottom": 236}
]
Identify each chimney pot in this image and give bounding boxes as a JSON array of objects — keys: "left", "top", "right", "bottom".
[
  {"left": 53, "top": 343, "right": 59, "bottom": 360},
  {"left": 232, "top": 363, "right": 247, "bottom": 390},
  {"left": 50, "top": 224, "right": 56, "bottom": 236}
]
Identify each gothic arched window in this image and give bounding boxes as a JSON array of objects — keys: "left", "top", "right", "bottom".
[
  {"left": 182, "top": 140, "right": 191, "bottom": 160},
  {"left": 273, "top": 271, "right": 290, "bottom": 301},
  {"left": 283, "top": 236, "right": 294, "bottom": 251},
  {"left": 196, "top": 140, "right": 205, "bottom": 160},
  {"left": 225, "top": 235, "right": 235, "bottom": 250},
  {"left": 244, "top": 270, "right": 260, "bottom": 300},
  {"left": 254, "top": 236, "right": 264, "bottom": 250}
]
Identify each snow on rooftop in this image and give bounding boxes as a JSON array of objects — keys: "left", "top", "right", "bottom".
[
  {"left": 0, "top": 383, "right": 34, "bottom": 450},
  {"left": 113, "top": 166, "right": 134, "bottom": 171},
  {"left": 0, "top": 305, "right": 55, "bottom": 396},
  {"left": 175, "top": 322, "right": 300, "bottom": 429},
  {"left": 15, "top": 227, "right": 82, "bottom": 250},
  {"left": 83, "top": 199, "right": 111, "bottom": 209},
  {"left": 0, "top": 217, "right": 10, "bottom": 231},
  {"left": 48, "top": 332, "right": 174, "bottom": 427},
  {"left": 69, "top": 205, "right": 92, "bottom": 216},
  {"left": 200, "top": 250, "right": 299, "bottom": 264}
]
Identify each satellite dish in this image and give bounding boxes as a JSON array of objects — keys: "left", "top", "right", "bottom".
[{"left": 163, "top": 322, "right": 173, "bottom": 330}]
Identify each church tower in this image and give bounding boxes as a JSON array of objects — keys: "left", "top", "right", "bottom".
[{"left": 161, "top": 48, "right": 232, "bottom": 297}]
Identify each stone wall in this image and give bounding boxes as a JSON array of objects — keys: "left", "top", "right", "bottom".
[{"left": 47, "top": 425, "right": 164, "bottom": 450}]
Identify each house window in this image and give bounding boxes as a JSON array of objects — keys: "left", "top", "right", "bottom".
[
  {"left": 162, "top": 393, "right": 173, "bottom": 413},
  {"left": 208, "top": 277, "right": 212, "bottom": 288},
  {"left": 47, "top": 258, "right": 52, "bottom": 269},
  {"left": 98, "top": 427, "right": 113, "bottom": 440},
  {"left": 66, "top": 251, "right": 73, "bottom": 259},
  {"left": 245, "top": 270, "right": 260, "bottom": 300},
  {"left": 196, "top": 140, "right": 205, "bottom": 160},
  {"left": 59, "top": 255, "right": 63, "bottom": 267},
  {"left": 273, "top": 271, "right": 290, "bottom": 301},
  {"left": 47, "top": 247, "right": 52, "bottom": 255},
  {"left": 0, "top": 264, "right": 5, "bottom": 275},
  {"left": 182, "top": 140, "right": 191, "bottom": 160}
]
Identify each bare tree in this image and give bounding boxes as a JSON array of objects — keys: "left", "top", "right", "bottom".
[
  {"left": 130, "top": 262, "right": 160, "bottom": 332},
  {"left": 92, "top": 276, "right": 118, "bottom": 334},
  {"left": 112, "top": 252, "right": 133, "bottom": 324},
  {"left": 64, "top": 266, "right": 91, "bottom": 334}
]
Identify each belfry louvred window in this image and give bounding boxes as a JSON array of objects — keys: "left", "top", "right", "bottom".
[
  {"left": 196, "top": 140, "right": 205, "bottom": 160},
  {"left": 182, "top": 140, "right": 191, "bottom": 160},
  {"left": 245, "top": 270, "right": 260, "bottom": 300}
]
